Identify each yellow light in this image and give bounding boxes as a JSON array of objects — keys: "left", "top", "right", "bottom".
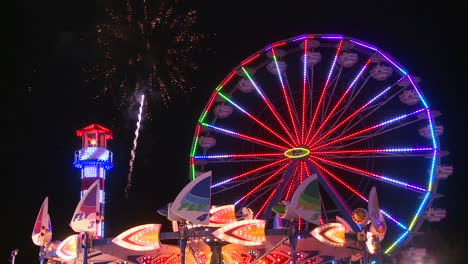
[{"left": 284, "top": 147, "right": 310, "bottom": 159}]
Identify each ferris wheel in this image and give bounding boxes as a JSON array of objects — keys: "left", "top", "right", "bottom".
[{"left": 188, "top": 33, "right": 445, "bottom": 257}]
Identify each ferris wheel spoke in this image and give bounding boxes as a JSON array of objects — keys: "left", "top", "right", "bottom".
[
  {"left": 331, "top": 78, "right": 410, "bottom": 141},
  {"left": 240, "top": 66, "right": 300, "bottom": 145},
  {"left": 310, "top": 108, "right": 426, "bottom": 151},
  {"left": 194, "top": 152, "right": 284, "bottom": 163},
  {"left": 308, "top": 78, "right": 405, "bottom": 148},
  {"left": 234, "top": 161, "right": 292, "bottom": 206},
  {"left": 305, "top": 159, "right": 358, "bottom": 231},
  {"left": 211, "top": 158, "right": 289, "bottom": 190},
  {"left": 308, "top": 59, "right": 372, "bottom": 144},
  {"left": 201, "top": 123, "right": 289, "bottom": 151},
  {"left": 309, "top": 155, "right": 427, "bottom": 193},
  {"left": 269, "top": 47, "right": 301, "bottom": 143},
  {"left": 305, "top": 39, "right": 344, "bottom": 141},
  {"left": 308, "top": 158, "right": 410, "bottom": 230},
  {"left": 310, "top": 147, "right": 434, "bottom": 159},
  {"left": 216, "top": 91, "right": 295, "bottom": 148}
]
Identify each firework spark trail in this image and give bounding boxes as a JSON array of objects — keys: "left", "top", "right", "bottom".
[{"left": 125, "top": 94, "right": 145, "bottom": 195}]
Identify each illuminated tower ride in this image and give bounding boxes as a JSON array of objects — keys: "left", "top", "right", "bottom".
[{"left": 73, "top": 124, "right": 113, "bottom": 238}]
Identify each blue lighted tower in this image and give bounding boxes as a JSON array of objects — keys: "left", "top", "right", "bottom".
[{"left": 73, "top": 124, "right": 113, "bottom": 238}]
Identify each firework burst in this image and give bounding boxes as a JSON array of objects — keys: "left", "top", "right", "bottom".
[{"left": 86, "top": 0, "right": 209, "bottom": 110}]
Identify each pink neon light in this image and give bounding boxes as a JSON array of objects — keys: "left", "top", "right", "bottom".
[
  {"left": 310, "top": 159, "right": 353, "bottom": 217},
  {"left": 255, "top": 184, "right": 280, "bottom": 219},
  {"left": 221, "top": 71, "right": 237, "bottom": 87},
  {"left": 272, "top": 48, "right": 301, "bottom": 143},
  {"left": 309, "top": 158, "right": 406, "bottom": 228},
  {"left": 218, "top": 158, "right": 289, "bottom": 185},
  {"left": 237, "top": 162, "right": 291, "bottom": 204},
  {"left": 301, "top": 38, "right": 308, "bottom": 144},
  {"left": 243, "top": 67, "right": 299, "bottom": 145},
  {"left": 222, "top": 94, "right": 294, "bottom": 148},
  {"left": 310, "top": 109, "right": 425, "bottom": 150},
  {"left": 205, "top": 123, "right": 289, "bottom": 151},
  {"left": 272, "top": 41, "right": 287, "bottom": 48},
  {"left": 196, "top": 152, "right": 284, "bottom": 159},
  {"left": 310, "top": 155, "right": 426, "bottom": 191},
  {"left": 310, "top": 147, "right": 433, "bottom": 155},
  {"left": 285, "top": 164, "right": 300, "bottom": 200},
  {"left": 308, "top": 59, "right": 371, "bottom": 144},
  {"left": 241, "top": 53, "right": 261, "bottom": 66},
  {"left": 310, "top": 158, "right": 370, "bottom": 201},
  {"left": 305, "top": 40, "right": 344, "bottom": 141}
]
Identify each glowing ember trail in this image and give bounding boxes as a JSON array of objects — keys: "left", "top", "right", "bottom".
[{"left": 125, "top": 94, "right": 145, "bottom": 195}]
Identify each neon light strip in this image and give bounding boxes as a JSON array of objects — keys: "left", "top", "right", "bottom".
[
  {"left": 308, "top": 84, "right": 392, "bottom": 147},
  {"left": 201, "top": 123, "right": 288, "bottom": 151},
  {"left": 212, "top": 158, "right": 288, "bottom": 188},
  {"left": 190, "top": 125, "right": 201, "bottom": 157},
  {"left": 235, "top": 161, "right": 291, "bottom": 205},
  {"left": 194, "top": 153, "right": 283, "bottom": 159},
  {"left": 377, "top": 51, "right": 407, "bottom": 75},
  {"left": 425, "top": 109, "right": 437, "bottom": 148},
  {"left": 428, "top": 150, "right": 437, "bottom": 191},
  {"left": 409, "top": 75, "right": 428, "bottom": 108},
  {"left": 349, "top": 39, "right": 377, "bottom": 51},
  {"left": 301, "top": 38, "right": 308, "bottom": 144},
  {"left": 408, "top": 192, "right": 430, "bottom": 230},
  {"left": 312, "top": 162, "right": 353, "bottom": 217},
  {"left": 285, "top": 165, "right": 300, "bottom": 200},
  {"left": 218, "top": 92, "right": 294, "bottom": 147},
  {"left": 198, "top": 92, "right": 219, "bottom": 123},
  {"left": 310, "top": 147, "right": 433, "bottom": 155},
  {"left": 311, "top": 108, "right": 426, "bottom": 150},
  {"left": 308, "top": 59, "right": 371, "bottom": 144},
  {"left": 305, "top": 40, "right": 343, "bottom": 141},
  {"left": 241, "top": 53, "right": 261, "bottom": 66},
  {"left": 310, "top": 155, "right": 426, "bottom": 192},
  {"left": 272, "top": 48, "right": 301, "bottom": 142},
  {"left": 272, "top": 41, "right": 287, "bottom": 48},
  {"left": 220, "top": 71, "right": 237, "bottom": 88},
  {"left": 292, "top": 35, "right": 307, "bottom": 42},
  {"left": 254, "top": 185, "right": 279, "bottom": 219},
  {"left": 384, "top": 231, "right": 409, "bottom": 254},
  {"left": 321, "top": 35, "right": 343, "bottom": 39},
  {"left": 309, "top": 158, "right": 408, "bottom": 229},
  {"left": 242, "top": 67, "right": 298, "bottom": 144}
]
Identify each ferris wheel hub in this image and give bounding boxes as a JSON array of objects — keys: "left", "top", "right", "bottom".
[{"left": 284, "top": 147, "right": 310, "bottom": 159}]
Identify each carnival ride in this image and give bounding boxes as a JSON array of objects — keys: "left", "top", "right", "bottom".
[{"left": 30, "top": 33, "right": 452, "bottom": 264}]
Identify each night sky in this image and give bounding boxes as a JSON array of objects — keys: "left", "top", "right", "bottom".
[{"left": 13, "top": 1, "right": 465, "bottom": 263}]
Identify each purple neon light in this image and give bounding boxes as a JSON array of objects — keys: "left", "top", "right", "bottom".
[
  {"left": 292, "top": 35, "right": 307, "bottom": 42},
  {"left": 349, "top": 39, "right": 377, "bottom": 51},
  {"left": 377, "top": 50, "right": 407, "bottom": 75},
  {"left": 321, "top": 35, "right": 343, "bottom": 39}
]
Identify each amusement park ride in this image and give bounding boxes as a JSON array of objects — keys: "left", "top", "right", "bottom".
[{"left": 30, "top": 33, "right": 452, "bottom": 264}]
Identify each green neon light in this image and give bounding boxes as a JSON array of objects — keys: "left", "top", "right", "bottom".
[
  {"left": 198, "top": 110, "right": 209, "bottom": 123},
  {"left": 215, "top": 85, "right": 223, "bottom": 91},
  {"left": 284, "top": 147, "right": 310, "bottom": 159}
]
